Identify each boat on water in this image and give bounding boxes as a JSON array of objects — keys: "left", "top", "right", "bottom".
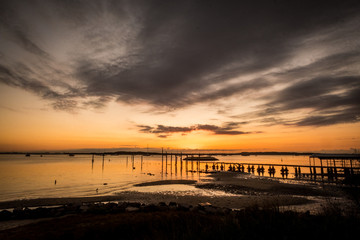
[{"left": 183, "top": 156, "right": 219, "bottom": 161}]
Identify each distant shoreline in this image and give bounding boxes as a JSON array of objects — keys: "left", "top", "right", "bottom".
[{"left": 0, "top": 151, "right": 314, "bottom": 156}]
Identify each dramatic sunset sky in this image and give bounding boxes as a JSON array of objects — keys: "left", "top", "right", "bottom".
[{"left": 0, "top": 0, "right": 359, "bottom": 152}]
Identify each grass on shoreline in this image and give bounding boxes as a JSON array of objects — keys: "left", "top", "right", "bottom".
[{"left": 1, "top": 205, "right": 359, "bottom": 240}]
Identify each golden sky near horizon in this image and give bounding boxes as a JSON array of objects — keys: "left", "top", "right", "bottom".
[
  {"left": 1, "top": 84, "right": 359, "bottom": 152},
  {"left": 0, "top": 1, "right": 359, "bottom": 152}
]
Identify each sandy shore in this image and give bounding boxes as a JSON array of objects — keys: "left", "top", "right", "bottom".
[
  {"left": 1, "top": 172, "right": 359, "bottom": 238},
  {"left": 0, "top": 171, "right": 359, "bottom": 232},
  {"left": 134, "top": 179, "right": 197, "bottom": 187},
  {"left": 196, "top": 171, "right": 341, "bottom": 196},
  {"left": 0, "top": 172, "right": 350, "bottom": 210}
]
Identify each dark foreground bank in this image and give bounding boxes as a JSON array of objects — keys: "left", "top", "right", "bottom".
[
  {"left": 0, "top": 201, "right": 359, "bottom": 240},
  {"left": 1, "top": 171, "right": 360, "bottom": 239}
]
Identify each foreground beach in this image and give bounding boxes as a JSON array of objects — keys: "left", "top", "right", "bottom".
[
  {"left": 1, "top": 172, "right": 357, "bottom": 211},
  {"left": 1, "top": 172, "right": 359, "bottom": 239}
]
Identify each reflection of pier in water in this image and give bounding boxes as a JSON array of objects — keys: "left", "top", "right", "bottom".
[
  {"left": 157, "top": 153, "right": 360, "bottom": 184},
  {"left": 91, "top": 152, "right": 360, "bottom": 185}
]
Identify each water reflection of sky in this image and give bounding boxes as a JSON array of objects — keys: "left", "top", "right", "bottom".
[{"left": 0, "top": 154, "right": 310, "bottom": 202}]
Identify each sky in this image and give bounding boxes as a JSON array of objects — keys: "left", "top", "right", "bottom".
[{"left": 0, "top": 0, "right": 359, "bottom": 152}]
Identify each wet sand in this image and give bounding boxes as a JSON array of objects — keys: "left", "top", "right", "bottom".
[
  {"left": 0, "top": 171, "right": 358, "bottom": 233},
  {"left": 196, "top": 171, "right": 341, "bottom": 196},
  {"left": 133, "top": 179, "right": 197, "bottom": 187},
  {"left": 0, "top": 172, "right": 346, "bottom": 210}
]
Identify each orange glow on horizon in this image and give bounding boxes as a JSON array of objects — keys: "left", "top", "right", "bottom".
[
  {"left": 0, "top": 86, "right": 359, "bottom": 153},
  {"left": 1, "top": 122, "right": 359, "bottom": 152}
]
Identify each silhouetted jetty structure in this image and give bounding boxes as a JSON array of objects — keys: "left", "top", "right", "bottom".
[
  {"left": 183, "top": 156, "right": 219, "bottom": 161},
  {"left": 180, "top": 154, "right": 360, "bottom": 185},
  {"left": 308, "top": 154, "right": 360, "bottom": 184}
]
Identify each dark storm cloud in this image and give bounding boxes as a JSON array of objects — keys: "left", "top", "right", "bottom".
[
  {"left": 0, "top": 0, "right": 359, "bottom": 127},
  {"left": 257, "top": 75, "right": 360, "bottom": 126},
  {"left": 76, "top": 0, "right": 360, "bottom": 107},
  {"left": 138, "top": 122, "right": 253, "bottom": 137}
]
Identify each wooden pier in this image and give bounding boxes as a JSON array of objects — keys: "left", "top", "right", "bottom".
[
  {"left": 119, "top": 152, "right": 359, "bottom": 185},
  {"left": 178, "top": 154, "right": 360, "bottom": 185}
]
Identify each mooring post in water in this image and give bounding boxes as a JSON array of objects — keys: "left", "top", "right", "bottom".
[
  {"left": 170, "top": 153, "right": 173, "bottom": 175},
  {"left": 284, "top": 166, "right": 288, "bottom": 178},
  {"left": 175, "top": 155, "right": 178, "bottom": 175},
  {"left": 141, "top": 155, "right": 143, "bottom": 172},
  {"left": 161, "top": 148, "right": 164, "bottom": 176},
  {"left": 102, "top": 154, "right": 105, "bottom": 173},
  {"left": 309, "top": 156, "right": 312, "bottom": 179},
  {"left": 344, "top": 167, "right": 350, "bottom": 180},
  {"left": 320, "top": 158, "right": 324, "bottom": 180},
  {"left": 329, "top": 167, "right": 334, "bottom": 182},
  {"left": 280, "top": 166, "right": 284, "bottom": 178},
  {"left": 165, "top": 152, "right": 168, "bottom": 174},
  {"left": 132, "top": 154, "right": 135, "bottom": 170},
  {"left": 198, "top": 161, "right": 200, "bottom": 175},
  {"left": 180, "top": 153, "right": 183, "bottom": 175}
]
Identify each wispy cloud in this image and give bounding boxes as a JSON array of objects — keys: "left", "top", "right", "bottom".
[
  {"left": 256, "top": 75, "right": 360, "bottom": 126},
  {"left": 0, "top": 0, "right": 359, "bottom": 127}
]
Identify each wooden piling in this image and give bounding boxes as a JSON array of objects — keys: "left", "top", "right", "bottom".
[
  {"left": 141, "top": 155, "right": 143, "bottom": 172},
  {"left": 165, "top": 152, "right": 168, "bottom": 174},
  {"left": 102, "top": 154, "right": 105, "bottom": 172},
  {"left": 161, "top": 149, "right": 164, "bottom": 176},
  {"left": 180, "top": 153, "right": 183, "bottom": 176},
  {"left": 320, "top": 159, "right": 324, "bottom": 180},
  {"left": 170, "top": 153, "right": 173, "bottom": 175}
]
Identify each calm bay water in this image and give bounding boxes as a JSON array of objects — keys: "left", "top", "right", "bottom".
[{"left": 0, "top": 154, "right": 311, "bottom": 202}]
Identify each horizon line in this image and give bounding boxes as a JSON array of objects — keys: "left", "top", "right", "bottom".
[{"left": 0, "top": 147, "right": 357, "bottom": 154}]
